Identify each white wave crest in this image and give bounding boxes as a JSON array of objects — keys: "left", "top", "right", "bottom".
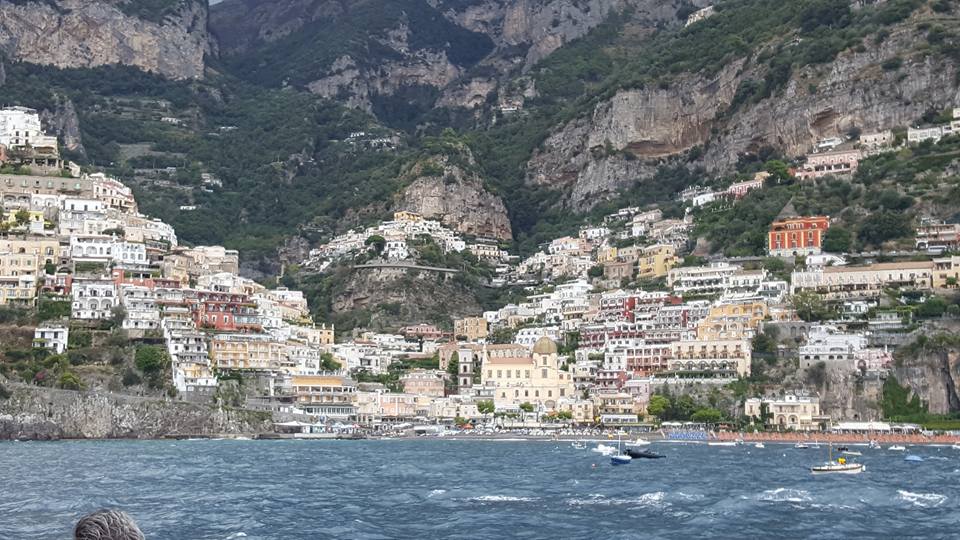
[
  {"left": 898, "top": 490, "right": 947, "bottom": 508},
  {"left": 427, "top": 489, "right": 447, "bottom": 498},
  {"left": 566, "top": 492, "right": 666, "bottom": 507},
  {"left": 469, "top": 495, "right": 538, "bottom": 502},
  {"left": 758, "top": 488, "right": 813, "bottom": 503}
]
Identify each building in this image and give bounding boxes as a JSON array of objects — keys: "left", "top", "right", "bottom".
[
  {"left": 726, "top": 173, "right": 767, "bottom": 198},
  {"left": 685, "top": 5, "right": 715, "bottom": 26},
  {"left": 795, "top": 149, "right": 861, "bottom": 180},
  {"left": 291, "top": 374, "right": 357, "bottom": 419},
  {"left": 908, "top": 126, "right": 947, "bottom": 144},
  {"left": 668, "top": 262, "right": 742, "bottom": 296},
  {"left": 0, "top": 107, "right": 57, "bottom": 150},
  {"left": 400, "top": 324, "right": 443, "bottom": 341},
  {"left": 34, "top": 325, "right": 68, "bottom": 354},
  {"left": 768, "top": 214, "right": 829, "bottom": 257},
  {"left": 192, "top": 290, "right": 261, "bottom": 332},
  {"left": 933, "top": 255, "right": 960, "bottom": 288},
  {"left": 860, "top": 130, "right": 893, "bottom": 149},
  {"left": 209, "top": 335, "right": 287, "bottom": 371},
  {"left": 400, "top": 369, "right": 445, "bottom": 398},
  {"left": 916, "top": 220, "right": 960, "bottom": 251},
  {"left": 636, "top": 244, "right": 678, "bottom": 280},
  {"left": 454, "top": 317, "right": 488, "bottom": 341},
  {"left": 791, "top": 261, "right": 935, "bottom": 299},
  {"left": 665, "top": 339, "right": 751, "bottom": 379},
  {"left": 71, "top": 278, "right": 117, "bottom": 319},
  {"left": 798, "top": 326, "right": 866, "bottom": 370},
  {"left": 481, "top": 337, "right": 576, "bottom": 409},
  {"left": 744, "top": 394, "right": 822, "bottom": 431}
]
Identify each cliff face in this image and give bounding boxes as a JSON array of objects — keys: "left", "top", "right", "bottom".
[
  {"left": 0, "top": 383, "right": 272, "bottom": 440},
  {"left": 0, "top": 0, "right": 210, "bottom": 80},
  {"left": 332, "top": 265, "right": 483, "bottom": 329},
  {"left": 894, "top": 332, "right": 960, "bottom": 416},
  {"left": 397, "top": 153, "right": 512, "bottom": 240},
  {"left": 527, "top": 21, "right": 960, "bottom": 210}
]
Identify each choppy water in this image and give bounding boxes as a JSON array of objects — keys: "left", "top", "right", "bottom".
[{"left": 1, "top": 439, "right": 958, "bottom": 539}]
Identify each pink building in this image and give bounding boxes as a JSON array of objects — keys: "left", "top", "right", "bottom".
[{"left": 795, "top": 149, "right": 862, "bottom": 180}]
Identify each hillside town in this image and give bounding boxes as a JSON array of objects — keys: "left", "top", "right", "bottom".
[{"left": 2, "top": 103, "right": 960, "bottom": 438}]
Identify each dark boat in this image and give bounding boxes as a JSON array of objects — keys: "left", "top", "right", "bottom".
[{"left": 625, "top": 449, "right": 665, "bottom": 459}]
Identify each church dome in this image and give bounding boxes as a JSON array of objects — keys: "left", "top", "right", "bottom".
[{"left": 532, "top": 337, "right": 558, "bottom": 355}]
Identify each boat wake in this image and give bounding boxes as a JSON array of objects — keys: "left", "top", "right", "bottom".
[
  {"left": 756, "top": 488, "right": 813, "bottom": 504},
  {"left": 467, "top": 495, "right": 538, "bottom": 503},
  {"left": 565, "top": 492, "right": 666, "bottom": 507},
  {"left": 897, "top": 490, "right": 947, "bottom": 508}
]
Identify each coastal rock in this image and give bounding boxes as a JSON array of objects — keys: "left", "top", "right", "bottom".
[
  {"left": 0, "top": 384, "right": 272, "bottom": 440},
  {"left": 527, "top": 22, "right": 960, "bottom": 210},
  {"left": 39, "top": 96, "right": 84, "bottom": 155},
  {"left": 397, "top": 153, "right": 512, "bottom": 240},
  {"left": 894, "top": 332, "right": 960, "bottom": 416},
  {"left": 0, "top": 0, "right": 210, "bottom": 80}
]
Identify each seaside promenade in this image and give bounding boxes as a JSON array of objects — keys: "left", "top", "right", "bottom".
[{"left": 714, "top": 431, "right": 960, "bottom": 445}]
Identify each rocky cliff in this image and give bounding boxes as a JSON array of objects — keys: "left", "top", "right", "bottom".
[
  {"left": 397, "top": 152, "right": 512, "bottom": 240},
  {"left": 0, "top": 383, "right": 272, "bottom": 440},
  {"left": 0, "top": 0, "right": 211, "bottom": 80},
  {"left": 527, "top": 14, "right": 960, "bottom": 210},
  {"left": 894, "top": 331, "right": 960, "bottom": 416}
]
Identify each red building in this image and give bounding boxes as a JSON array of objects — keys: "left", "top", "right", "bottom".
[
  {"left": 191, "top": 290, "right": 261, "bottom": 332},
  {"left": 768, "top": 215, "right": 830, "bottom": 257}
]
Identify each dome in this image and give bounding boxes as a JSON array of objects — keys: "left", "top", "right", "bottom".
[{"left": 532, "top": 337, "right": 558, "bottom": 355}]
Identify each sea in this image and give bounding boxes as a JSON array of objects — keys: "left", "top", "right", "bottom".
[{"left": 0, "top": 439, "right": 957, "bottom": 539}]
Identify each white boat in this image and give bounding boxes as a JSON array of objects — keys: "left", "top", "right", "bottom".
[
  {"left": 888, "top": 445, "right": 907, "bottom": 451},
  {"left": 625, "top": 438, "right": 651, "bottom": 447},
  {"left": 593, "top": 443, "right": 618, "bottom": 456},
  {"left": 795, "top": 442, "right": 809, "bottom": 449},
  {"left": 811, "top": 443, "right": 865, "bottom": 475},
  {"left": 951, "top": 444, "right": 960, "bottom": 450},
  {"left": 868, "top": 440, "right": 881, "bottom": 450},
  {"left": 708, "top": 441, "right": 737, "bottom": 447},
  {"left": 754, "top": 442, "right": 765, "bottom": 449},
  {"left": 571, "top": 441, "right": 587, "bottom": 450},
  {"left": 611, "top": 454, "right": 633, "bottom": 466}
]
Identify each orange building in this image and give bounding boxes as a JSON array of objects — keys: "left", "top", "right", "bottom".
[{"left": 768, "top": 216, "right": 830, "bottom": 257}]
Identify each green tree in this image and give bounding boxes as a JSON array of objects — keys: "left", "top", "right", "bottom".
[
  {"left": 489, "top": 327, "right": 517, "bottom": 344},
  {"left": 14, "top": 209, "right": 30, "bottom": 226},
  {"left": 365, "top": 234, "right": 386, "bottom": 254},
  {"left": 792, "top": 291, "right": 832, "bottom": 322},
  {"left": 916, "top": 296, "right": 948, "bottom": 318},
  {"left": 519, "top": 402, "right": 535, "bottom": 413},
  {"left": 857, "top": 210, "right": 912, "bottom": 247},
  {"left": 319, "top": 352, "right": 341, "bottom": 371},
  {"left": 822, "top": 226, "right": 852, "bottom": 253},
  {"left": 588, "top": 265, "right": 604, "bottom": 278},
  {"left": 447, "top": 351, "right": 460, "bottom": 377},
  {"left": 477, "top": 400, "right": 495, "bottom": 415},
  {"left": 134, "top": 345, "right": 168, "bottom": 374},
  {"left": 58, "top": 371, "right": 83, "bottom": 390},
  {"left": 690, "top": 408, "right": 723, "bottom": 423},
  {"left": 647, "top": 395, "right": 671, "bottom": 419},
  {"left": 764, "top": 159, "right": 791, "bottom": 183},
  {"left": 881, "top": 375, "right": 927, "bottom": 418}
]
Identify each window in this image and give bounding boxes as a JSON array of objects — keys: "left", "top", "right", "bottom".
[{"left": 541, "top": 369, "right": 547, "bottom": 378}]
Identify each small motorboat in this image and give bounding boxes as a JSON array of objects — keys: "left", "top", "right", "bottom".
[
  {"left": 904, "top": 454, "right": 924, "bottom": 462},
  {"left": 811, "top": 461, "right": 866, "bottom": 475},
  {"left": 625, "top": 448, "right": 665, "bottom": 459},
  {"left": 593, "top": 443, "right": 618, "bottom": 456},
  {"left": 795, "top": 442, "right": 809, "bottom": 449},
  {"left": 754, "top": 442, "right": 765, "bottom": 449},
  {"left": 951, "top": 444, "right": 960, "bottom": 451},
  {"left": 611, "top": 454, "right": 633, "bottom": 466},
  {"left": 708, "top": 441, "right": 737, "bottom": 447},
  {"left": 868, "top": 440, "right": 881, "bottom": 450},
  {"left": 625, "top": 438, "right": 651, "bottom": 448},
  {"left": 888, "top": 445, "right": 907, "bottom": 452}
]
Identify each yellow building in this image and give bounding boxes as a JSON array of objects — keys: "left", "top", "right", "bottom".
[
  {"left": 482, "top": 337, "right": 575, "bottom": 410},
  {"left": 210, "top": 336, "right": 288, "bottom": 371},
  {"left": 393, "top": 211, "right": 423, "bottom": 222},
  {"left": 933, "top": 255, "right": 960, "bottom": 288},
  {"left": 745, "top": 394, "right": 821, "bottom": 431},
  {"left": 0, "top": 237, "right": 60, "bottom": 272},
  {"left": 0, "top": 250, "right": 40, "bottom": 277},
  {"left": 596, "top": 246, "right": 618, "bottom": 264},
  {"left": 0, "top": 274, "right": 36, "bottom": 306},
  {"left": 291, "top": 374, "right": 357, "bottom": 419},
  {"left": 696, "top": 300, "right": 768, "bottom": 340},
  {"left": 454, "top": 316, "right": 489, "bottom": 341},
  {"left": 636, "top": 244, "right": 678, "bottom": 280}
]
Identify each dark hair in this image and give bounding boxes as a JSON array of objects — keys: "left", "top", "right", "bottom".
[{"left": 74, "top": 509, "right": 145, "bottom": 540}]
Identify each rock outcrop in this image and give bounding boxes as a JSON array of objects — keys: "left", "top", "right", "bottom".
[
  {"left": 894, "top": 331, "right": 960, "bottom": 416},
  {"left": 0, "top": 383, "right": 272, "bottom": 440},
  {"left": 397, "top": 152, "right": 512, "bottom": 240},
  {"left": 0, "top": 0, "right": 211, "bottom": 80},
  {"left": 527, "top": 21, "right": 960, "bottom": 210},
  {"left": 39, "top": 95, "right": 83, "bottom": 154}
]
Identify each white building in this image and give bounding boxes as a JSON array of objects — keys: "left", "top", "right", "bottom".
[
  {"left": 798, "top": 326, "right": 866, "bottom": 370},
  {"left": 34, "top": 325, "right": 68, "bottom": 354},
  {"left": 0, "top": 106, "right": 58, "bottom": 150},
  {"left": 71, "top": 278, "right": 118, "bottom": 320},
  {"left": 119, "top": 285, "right": 160, "bottom": 331},
  {"left": 667, "top": 262, "right": 742, "bottom": 296},
  {"left": 514, "top": 327, "right": 562, "bottom": 347}
]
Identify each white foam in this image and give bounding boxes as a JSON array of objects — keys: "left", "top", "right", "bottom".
[
  {"left": 566, "top": 492, "right": 666, "bottom": 507},
  {"left": 898, "top": 490, "right": 947, "bottom": 508},
  {"left": 225, "top": 534, "right": 247, "bottom": 539},
  {"left": 427, "top": 489, "right": 447, "bottom": 498},
  {"left": 758, "top": 488, "right": 813, "bottom": 503},
  {"left": 469, "top": 495, "right": 537, "bottom": 502}
]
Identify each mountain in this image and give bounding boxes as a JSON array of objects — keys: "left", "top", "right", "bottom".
[{"left": 0, "top": 0, "right": 212, "bottom": 79}]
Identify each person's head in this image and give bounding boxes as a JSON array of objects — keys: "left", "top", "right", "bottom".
[{"left": 74, "top": 509, "right": 144, "bottom": 540}]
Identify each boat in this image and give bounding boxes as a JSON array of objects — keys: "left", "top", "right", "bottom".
[
  {"left": 571, "top": 441, "right": 587, "bottom": 450},
  {"left": 625, "top": 449, "right": 665, "bottom": 459},
  {"left": 888, "top": 445, "right": 907, "bottom": 452},
  {"left": 592, "top": 443, "right": 618, "bottom": 456},
  {"left": 868, "top": 440, "right": 881, "bottom": 450},
  {"left": 951, "top": 444, "right": 960, "bottom": 450},
  {"left": 610, "top": 434, "right": 632, "bottom": 465},
  {"left": 754, "top": 442, "right": 765, "bottom": 449},
  {"left": 795, "top": 442, "right": 809, "bottom": 449},
  {"left": 625, "top": 438, "right": 651, "bottom": 447},
  {"left": 707, "top": 441, "right": 737, "bottom": 447},
  {"left": 837, "top": 446, "right": 849, "bottom": 452},
  {"left": 904, "top": 455, "right": 924, "bottom": 462},
  {"left": 811, "top": 443, "right": 865, "bottom": 475}
]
